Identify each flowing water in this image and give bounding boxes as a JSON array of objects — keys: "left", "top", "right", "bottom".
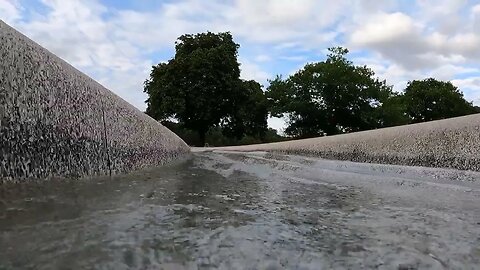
[{"left": 1, "top": 151, "right": 480, "bottom": 269}]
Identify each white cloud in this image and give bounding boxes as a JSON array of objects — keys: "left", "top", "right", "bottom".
[
  {"left": 451, "top": 77, "right": 480, "bottom": 105},
  {"left": 353, "top": 54, "right": 480, "bottom": 97},
  {"left": 239, "top": 58, "right": 271, "bottom": 84},
  {"left": 0, "top": 0, "right": 21, "bottom": 24},
  {"left": 427, "top": 64, "right": 477, "bottom": 81},
  {"left": 474, "top": 4, "right": 480, "bottom": 14},
  {"left": 254, "top": 54, "right": 271, "bottom": 63},
  {"left": 111, "top": 9, "right": 199, "bottom": 51},
  {"left": 5, "top": 0, "right": 153, "bottom": 110},
  {"left": 349, "top": 12, "right": 432, "bottom": 69},
  {"left": 98, "top": 62, "right": 152, "bottom": 110},
  {"left": 224, "top": 0, "right": 348, "bottom": 44},
  {"left": 349, "top": 8, "right": 480, "bottom": 71},
  {"left": 268, "top": 117, "right": 287, "bottom": 134},
  {"left": 279, "top": 55, "right": 307, "bottom": 62},
  {"left": 17, "top": 0, "right": 125, "bottom": 69},
  {"left": 351, "top": 12, "right": 418, "bottom": 45},
  {"left": 415, "top": 0, "right": 468, "bottom": 35}
]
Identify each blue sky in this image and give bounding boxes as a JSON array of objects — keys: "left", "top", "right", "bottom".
[{"left": 2, "top": 0, "right": 480, "bottom": 132}]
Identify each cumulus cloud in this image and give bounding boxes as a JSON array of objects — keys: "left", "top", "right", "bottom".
[
  {"left": 451, "top": 77, "right": 480, "bottom": 104},
  {"left": 239, "top": 58, "right": 271, "bottom": 84},
  {"left": 349, "top": 11, "right": 480, "bottom": 70},
  {"left": 18, "top": 0, "right": 135, "bottom": 70},
  {"left": 351, "top": 12, "right": 418, "bottom": 45},
  {"left": 254, "top": 54, "right": 272, "bottom": 63},
  {"left": 9, "top": 0, "right": 153, "bottom": 109},
  {"left": 225, "top": 0, "right": 346, "bottom": 43},
  {"left": 345, "top": 2, "right": 480, "bottom": 105},
  {"left": 0, "top": 0, "right": 21, "bottom": 24}
]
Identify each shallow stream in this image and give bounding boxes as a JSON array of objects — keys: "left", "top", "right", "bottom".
[{"left": 1, "top": 151, "right": 479, "bottom": 269}]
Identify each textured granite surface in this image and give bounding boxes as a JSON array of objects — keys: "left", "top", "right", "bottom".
[
  {"left": 0, "top": 21, "right": 189, "bottom": 182},
  {"left": 205, "top": 113, "right": 480, "bottom": 171}
]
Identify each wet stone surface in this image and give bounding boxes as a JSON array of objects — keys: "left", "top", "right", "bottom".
[
  {"left": 0, "top": 20, "right": 188, "bottom": 182},
  {"left": 1, "top": 151, "right": 480, "bottom": 269}
]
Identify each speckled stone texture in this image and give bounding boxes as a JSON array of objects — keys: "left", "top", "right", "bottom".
[
  {"left": 0, "top": 21, "right": 189, "bottom": 182},
  {"left": 207, "top": 113, "right": 480, "bottom": 171}
]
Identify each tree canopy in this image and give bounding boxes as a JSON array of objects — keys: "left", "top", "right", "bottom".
[
  {"left": 266, "top": 47, "right": 395, "bottom": 137},
  {"left": 222, "top": 80, "right": 269, "bottom": 140},
  {"left": 144, "top": 32, "right": 268, "bottom": 145},
  {"left": 401, "top": 78, "right": 477, "bottom": 123}
]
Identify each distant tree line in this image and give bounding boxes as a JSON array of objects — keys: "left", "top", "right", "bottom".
[{"left": 144, "top": 32, "right": 480, "bottom": 146}]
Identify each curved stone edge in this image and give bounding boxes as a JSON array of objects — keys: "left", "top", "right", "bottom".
[
  {"left": 206, "top": 114, "right": 480, "bottom": 172},
  {"left": 0, "top": 21, "right": 190, "bottom": 182}
]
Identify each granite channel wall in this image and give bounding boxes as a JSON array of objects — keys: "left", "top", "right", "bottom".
[
  {"left": 210, "top": 113, "right": 480, "bottom": 172},
  {"left": 0, "top": 21, "right": 189, "bottom": 182}
]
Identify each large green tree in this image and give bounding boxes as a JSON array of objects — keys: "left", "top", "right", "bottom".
[
  {"left": 144, "top": 32, "right": 267, "bottom": 145},
  {"left": 266, "top": 47, "right": 395, "bottom": 138},
  {"left": 222, "top": 80, "right": 268, "bottom": 140},
  {"left": 402, "top": 78, "right": 477, "bottom": 123}
]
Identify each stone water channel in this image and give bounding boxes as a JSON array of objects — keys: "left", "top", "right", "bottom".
[{"left": 1, "top": 150, "right": 480, "bottom": 269}]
